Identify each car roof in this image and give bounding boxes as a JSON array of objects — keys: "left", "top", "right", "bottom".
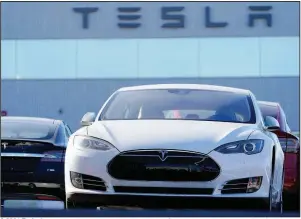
[
  {"left": 257, "top": 101, "right": 280, "bottom": 107},
  {"left": 118, "top": 84, "right": 250, "bottom": 95},
  {"left": 1, "top": 116, "right": 62, "bottom": 126}
]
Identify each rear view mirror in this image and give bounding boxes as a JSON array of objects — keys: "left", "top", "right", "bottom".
[
  {"left": 3, "top": 200, "right": 65, "bottom": 210},
  {"left": 264, "top": 116, "right": 280, "bottom": 131},
  {"left": 81, "top": 112, "right": 96, "bottom": 127}
]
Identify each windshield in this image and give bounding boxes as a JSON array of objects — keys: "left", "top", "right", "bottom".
[
  {"left": 1, "top": 121, "right": 55, "bottom": 140},
  {"left": 100, "top": 89, "right": 256, "bottom": 124}
]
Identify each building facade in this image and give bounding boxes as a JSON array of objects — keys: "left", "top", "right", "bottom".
[{"left": 1, "top": 2, "right": 300, "bottom": 131}]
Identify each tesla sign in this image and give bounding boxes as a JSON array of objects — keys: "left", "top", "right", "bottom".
[{"left": 73, "top": 5, "right": 273, "bottom": 29}]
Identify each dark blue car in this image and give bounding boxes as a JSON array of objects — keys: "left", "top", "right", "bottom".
[{"left": 1, "top": 116, "right": 72, "bottom": 199}]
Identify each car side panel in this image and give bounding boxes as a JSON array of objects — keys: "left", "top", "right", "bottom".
[{"left": 248, "top": 129, "right": 284, "bottom": 201}]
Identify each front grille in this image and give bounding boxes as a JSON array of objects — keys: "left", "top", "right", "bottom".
[
  {"left": 108, "top": 150, "right": 220, "bottom": 181},
  {"left": 1, "top": 157, "right": 41, "bottom": 172},
  {"left": 82, "top": 174, "right": 106, "bottom": 191},
  {"left": 220, "top": 178, "right": 249, "bottom": 194},
  {"left": 114, "top": 186, "right": 214, "bottom": 195}
]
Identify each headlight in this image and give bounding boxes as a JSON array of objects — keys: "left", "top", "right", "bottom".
[
  {"left": 214, "top": 139, "right": 264, "bottom": 155},
  {"left": 73, "top": 136, "right": 114, "bottom": 151}
]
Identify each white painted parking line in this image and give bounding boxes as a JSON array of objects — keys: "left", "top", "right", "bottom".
[{"left": 97, "top": 206, "right": 144, "bottom": 210}]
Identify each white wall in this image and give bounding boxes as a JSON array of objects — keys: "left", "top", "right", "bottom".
[{"left": 1, "top": 37, "right": 299, "bottom": 79}]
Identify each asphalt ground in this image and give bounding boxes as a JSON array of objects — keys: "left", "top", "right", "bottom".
[
  {"left": 2, "top": 194, "right": 300, "bottom": 217},
  {"left": 1, "top": 181, "right": 300, "bottom": 217}
]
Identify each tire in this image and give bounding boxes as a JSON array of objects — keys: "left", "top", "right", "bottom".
[
  {"left": 264, "top": 168, "right": 284, "bottom": 212},
  {"left": 57, "top": 187, "right": 66, "bottom": 200},
  {"left": 49, "top": 187, "right": 65, "bottom": 201},
  {"left": 65, "top": 199, "right": 97, "bottom": 209},
  {"left": 283, "top": 190, "right": 299, "bottom": 210}
]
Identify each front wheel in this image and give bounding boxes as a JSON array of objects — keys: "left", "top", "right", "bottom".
[{"left": 263, "top": 170, "right": 284, "bottom": 212}]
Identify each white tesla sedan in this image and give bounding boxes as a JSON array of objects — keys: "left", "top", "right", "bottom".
[{"left": 65, "top": 84, "right": 284, "bottom": 210}]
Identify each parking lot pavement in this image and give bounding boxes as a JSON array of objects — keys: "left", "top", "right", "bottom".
[
  {"left": 1, "top": 186, "right": 299, "bottom": 217},
  {"left": 2, "top": 208, "right": 299, "bottom": 217},
  {"left": 88, "top": 194, "right": 296, "bottom": 218},
  {"left": 2, "top": 196, "right": 300, "bottom": 217},
  {"left": 4, "top": 196, "right": 300, "bottom": 217},
  {"left": 91, "top": 194, "right": 300, "bottom": 211}
]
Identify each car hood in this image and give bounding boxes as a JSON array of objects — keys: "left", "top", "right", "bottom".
[{"left": 87, "top": 120, "right": 257, "bottom": 154}]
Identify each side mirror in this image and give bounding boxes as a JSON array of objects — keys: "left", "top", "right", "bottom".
[
  {"left": 264, "top": 116, "right": 280, "bottom": 131},
  {"left": 81, "top": 112, "right": 96, "bottom": 127}
]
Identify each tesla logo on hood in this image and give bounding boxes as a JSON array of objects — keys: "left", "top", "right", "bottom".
[
  {"left": 1, "top": 142, "right": 8, "bottom": 149},
  {"left": 158, "top": 150, "right": 168, "bottom": 161}
]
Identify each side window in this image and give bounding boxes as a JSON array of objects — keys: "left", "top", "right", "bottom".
[
  {"left": 55, "top": 124, "right": 67, "bottom": 147},
  {"left": 257, "top": 106, "right": 266, "bottom": 127},
  {"left": 64, "top": 123, "right": 73, "bottom": 137},
  {"left": 64, "top": 127, "right": 70, "bottom": 138},
  {"left": 286, "top": 124, "right": 291, "bottom": 133},
  {"left": 279, "top": 108, "right": 285, "bottom": 132},
  {"left": 124, "top": 105, "right": 130, "bottom": 119},
  {"left": 67, "top": 125, "right": 73, "bottom": 134},
  {"left": 282, "top": 110, "right": 291, "bottom": 133},
  {"left": 280, "top": 107, "right": 290, "bottom": 133}
]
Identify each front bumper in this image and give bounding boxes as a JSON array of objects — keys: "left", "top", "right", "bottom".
[
  {"left": 2, "top": 171, "right": 64, "bottom": 188},
  {"left": 2, "top": 172, "right": 64, "bottom": 184},
  {"left": 66, "top": 192, "right": 267, "bottom": 207},
  {"left": 65, "top": 148, "right": 272, "bottom": 201}
]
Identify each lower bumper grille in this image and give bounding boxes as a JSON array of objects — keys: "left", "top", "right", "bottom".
[
  {"left": 108, "top": 150, "right": 220, "bottom": 181},
  {"left": 82, "top": 174, "right": 106, "bottom": 191},
  {"left": 221, "top": 177, "right": 262, "bottom": 194},
  {"left": 221, "top": 178, "right": 249, "bottom": 194},
  {"left": 114, "top": 186, "right": 214, "bottom": 195}
]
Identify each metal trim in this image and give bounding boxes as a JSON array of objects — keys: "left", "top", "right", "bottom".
[
  {"left": 120, "top": 155, "right": 205, "bottom": 158},
  {"left": 119, "top": 149, "right": 205, "bottom": 155},
  {"left": 2, "top": 182, "right": 60, "bottom": 188},
  {"left": 222, "top": 183, "right": 248, "bottom": 186},
  {"left": 118, "top": 149, "right": 207, "bottom": 161},
  {"left": 83, "top": 182, "right": 106, "bottom": 188},
  {"left": 220, "top": 187, "right": 248, "bottom": 191},
  {"left": 83, "top": 178, "right": 105, "bottom": 183}
]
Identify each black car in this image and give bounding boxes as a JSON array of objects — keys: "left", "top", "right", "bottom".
[{"left": 1, "top": 116, "right": 72, "bottom": 198}]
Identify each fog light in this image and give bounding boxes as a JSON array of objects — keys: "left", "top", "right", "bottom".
[
  {"left": 70, "top": 172, "right": 83, "bottom": 189},
  {"left": 247, "top": 176, "right": 262, "bottom": 193}
]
